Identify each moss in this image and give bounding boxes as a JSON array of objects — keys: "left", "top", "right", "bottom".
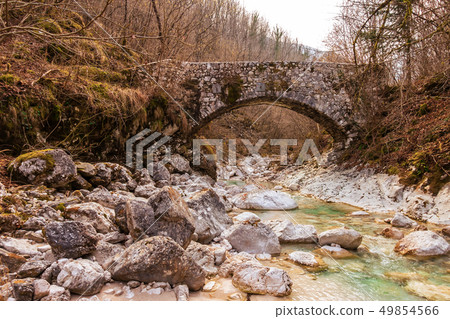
[
  {"left": 90, "top": 83, "right": 109, "bottom": 99},
  {"left": 10, "top": 149, "right": 56, "bottom": 174},
  {"left": 387, "top": 166, "right": 399, "bottom": 175},
  {"left": 37, "top": 18, "right": 63, "bottom": 34},
  {"left": 79, "top": 66, "right": 127, "bottom": 83},
  {"left": 0, "top": 74, "right": 20, "bottom": 85},
  {"left": 55, "top": 203, "right": 66, "bottom": 212},
  {"left": 416, "top": 103, "right": 430, "bottom": 116}
]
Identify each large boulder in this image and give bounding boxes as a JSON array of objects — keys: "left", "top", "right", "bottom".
[
  {"left": 0, "top": 248, "right": 27, "bottom": 272},
  {"left": 318, "top": 227, "right": 363, "bottom": 250},
  {"left": 394, "top": 231, "right": 449, "bottom": 257},
  {"left": 111, "top": 236, "right": 206, "bottom": 291},
  {"left": 391, "top": 213, "right": 418, "bottom": 228},
  {"left": 147, "top": 187, "right": 195, "bottom": 249},
  {"left": 231, "top": 190, "right": 298, "bottom": 210},
  {"left": 147, "top": 162, "right": 171, "bottom": 185},
  {"left": 65, "top": 202, "right": 117, "bottom": 234},
  {"left": 263, "top": 219, "right": 317, "bottom": 243},
  {"left": 222, "top": 223, "right": 281, "bottom": 255},
  {"left": 185, "top": 189, "right": 233, "bottom": 244},
  {"left": 8, "top": 149, "right": 76, "bottom": 188},
  {"left": 167, "top": 154, "right": 191, "bottom": 174},
  {"left": 232, "top": 264, "right": 292, "bottom": 297},
  {"left": 185, "top": 241, "right": 217, "bottom": 277},
  {"left": 44, "top": 221, "right": 98, "bottom": 258},
  {"left": 57, "top": 259, "right": 107, "bottom": 296}
]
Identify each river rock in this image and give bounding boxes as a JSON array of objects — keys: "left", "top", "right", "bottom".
[
  {"left": 111, "top": 236, "right": 205, "bottom": 290},
  {"left": 147, "top": 187, "right": 195, "bottom": 249},
  {"left": 394, "top": 231, "right": 450, "bottom": 257},
  {"left": 222, "top": 223, "right": 281, "bottom": 255},
  {"left": 41, "top": 285, "right": 70, "bottom": 301},
  {"left": 391, "top": 213, "right": 418, "bottom": 228},
  {"left": 0, "top": 236, "right": 41, "bottom": 256},
  {"left": 380, "top": 227, "right": 404, "bottom": 239},
  {"left": 57, "top": 259, "right": 107, "bottom": 296},
  {"left": 231, "top": 190, "right": 298, "bottom": 210},
  {"left": 233, "top": 212, "right": 261, "bottom": 225},
  {"left": 288, "top": 251, "right": 325, "bottom": 269},
  {"left": 34, "top": 279, "right": 51, "bottom": 300},
  {"left": 263, "top": 219, "right": 318, "bottom": 243},
  {"left": 17, "top": 260, "right": 51, "bottom": 278},
  {"left": 405, "top": 281, "right": 450, "bottom": 301},
  {"left": 185, "top": 241, "right": 217, "bottom": 277},
  {"left": 232, "top": 264, "right": 292, "bottom": 297},
  {"left": 313, "top": 245, "right": 356, "bottom": 259},
  {"left": 0, "top": 248, "right": 26, "bottom": 272},
  {"left": 318, "top": 227, "right": 362, "bottom": 250},
  {"left": 174, "top": 284, "right": 189, "bottom": 301},
  {"left": 185, "top": 189, "right": 232, "bottom": 244},
  {"left": 12, "top": 278, "right": 34, "bottom": 301},
  {"left": 44, "top": 221, "right": 99, "bottom": 258},
  {"left": 8, "top": 149, "right": 76, "bottom": 188},
  {"left": 65, "top": 202, "right": 117, "bottom": 234},
  {"left": 218, "top": 252, "right": 262, "bottom": 278}
]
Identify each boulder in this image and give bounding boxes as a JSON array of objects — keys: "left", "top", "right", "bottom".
[
  {"left": 0, "top": 236, "right": 41, "bottom": 256},
  {"left": 22, "top": 217, "right": 47, "bottom": 231},
  {"left": 167, "top": 154, "right": 191, "bottom": 174},
  {"left": 75, "top": 162, "right": 97, "bottom": 178},
  {"left": 134, "top": 184, "right": 158, "bottom": 198},
  {"left": 147, "top": 187, "right": 195, "bottom": 249},
  {"left": 40, "top": 285, "right": 70, "bottom": 301},
  {"left": 65, "top": 202, "right": 117, "bottom": 234},
  {"left": 185, "top": 189, "right": 232, "bottom": 244},
  {"left": 231, "top": 190, "right": 298, "bottom": 210},
  {"left": 232, "top": 212, "right": 261, "bottom": 225},
  {"left": 84, "top": 187, "right": 135, "bottom": 209},
  {"left": 33, "top": 279, "right": 51, "bottom": 300},
  {"left": 185, "top": 241, "right": 217, "bottom": 277},
  {"left": 232, "top": 264, "right": 292, "bottom": 297},
  {"left": 218, "top": 252, "right": 262, "bottom": 278},
  {"left": 17, "top": 260, "right": 51, "bottom": 278},
  {"left": 318, "top": 227, "right": 362, "bottom": 250},
  {"left": 111, "top": 236, "right": 205, "bottom": 291},
  {"left": 222, "top": 223, "right": 281, "bottom": 255},
  {"left": 288, "top": 251, "right": 326, "bottom": 269},
  {"left": 394, "top": 231, "right": 449, "bottom": 257},
  {"left": 12, "top": 278, "right": 34, "bottom": 301},
  {"left": 57, "top": 259, "right": 107, "bottom": 296},
  {"left": 0, "top": 248, "right": 27, "bottom": 272},
  {"left": 8, "top": 149, "right": 76, "bottom": 188},
  {"left": 391, "top": 213, "right": 418, "bottom": 228},
  {"left": 263, "top": 219, "right": 318, "bottom": 243},
  {"left": 44, "top": 221, "right": 99, "bottom": 258},
  {"left": 147, "top": 162, "right": 171, "bottom": 184},
  {"left": 133, "top": 168, "right": 154, "bottom": 186},
  {"left": 313, "top": 245, "right": 356, "bottom": 259},
  {"left": 90, "top": 240, "right": 124, "bottom": 270},
  {"left": 0, "top": 214, "right": 21, "bottom": 233},
  {"left": 380, "top": 227, "right": 404, "bottom": 240}
]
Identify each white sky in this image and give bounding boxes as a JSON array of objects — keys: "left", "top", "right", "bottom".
[{"left": 239, "top": 0, "right": 343, "bottom": 50}]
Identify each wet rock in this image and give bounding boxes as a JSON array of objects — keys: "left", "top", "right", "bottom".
[
  {"left": 41, "top": 285, "right": 70, "bottom": 301},
  {"left": 263, "top": 219, "right": 318, "bottom": 244},
  {"left": 12, "top": 278, "right": 35, "bottom": 301},
  {"left": 111, "top": 236, "right": 205, "bottom": 291},
  {"left": 394, "top": 231, "right": 449, "bottom": 257},
  {"left": 405, "top": 281, "right": 450, "bottom": 301},
  {"left": 147, "top": 187, "right": 196, "bottom": 249},
  {"left": 231, "top": 190, "right": 298, "bottom": 210},
  {"left": 391, "top": 213, "right": 418, "bottom": 228},
  {"left": 57, "top": 259, "right": 107, "bottom": 296},
  {"left": 313, "top": 245, "right": 356, "bottom": 259},
  {"left": 318, "top": 227, "right": 362, "bottom": 250},
  {"left": 65, "top": 202, "right": 117, "bottom": 234},
  {"left": 383, "top": 272, "right": 426, "bottom": 284},
  {"left": 185, "top": 241, "right": 217, "bottom": 277},
  {"left": 18, "top": 260, "right": 51, "bottom": 278},
  {"left": 233, "top": 212, "right": 261, "bottom": 225},
  {"left": 0, "top": 236, "right": 41, "bottom": 256},
  {"left": 33, "top": 279, "right": 50, "bottom": 300},
  {"left": 185, "top": 189, "right": 232, "bottom": 244},
  {"left": 380, "top": 227, "right": 404, "bottom": 239},
  {"left": 8, "top": 149, "right": 76, "bottom": 188},
  {"left": 288, "top": 251, "right": 326, "bottom": 269},
  {"left": 174, "top": 284, "right": 189, "bottom": 301},
  {"left": 44, "top": 221, "right": 99, "bottom": 259},
  {"left": 0, "top": 214, "right": 21, "bottom": 232},
  {"left": 0, "top": 248, "right": 27, "bottom": 272},
  {"left": 232, "top": 264, "right": 292, "bottom": 297},
  {"left": 167, "top": 154, "right": 191, "bottom": 174},
  {"left": 222, "top": 223, "right": 281, "bottom": 255}
]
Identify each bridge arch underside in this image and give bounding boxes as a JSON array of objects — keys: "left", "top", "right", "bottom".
[{"left": 190, "top": 97, "right": 348, "bottom": 146}]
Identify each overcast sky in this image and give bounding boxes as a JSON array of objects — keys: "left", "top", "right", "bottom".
[{"left": 239, "top": 0, "right": 343, "bottom": 50}]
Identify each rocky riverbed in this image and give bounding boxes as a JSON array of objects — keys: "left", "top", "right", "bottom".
[{"left": 0, "top": 149, "right": 449, "bottom": 301}]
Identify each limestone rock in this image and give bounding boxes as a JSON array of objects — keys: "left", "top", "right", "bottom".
[
  {"left": 232, "top": 212, "right": 261, "bottom": 225},
  {"left": 405, "top": 281, "right": 450, "bottom": 301},
  {"left": 0, "top": 248, "right": 27, "bottom": 272},
  {"left": 380, "top": 227, "right": 404, "bottom": 240},
  {"left": 185, "top": 189, "right": 232, "bottom": 244},
  {"left": 65, "top": 202, "right": 117, "bottom": 234},
  {"left": 391, "top": 213, "right": 418, "bottom": 228},
  {"left": 263, "top": 219, "right": 318, "bottom": 243},
  {"left": 167, "top": 154, "right": 192, "bottom": 174},
  {"left": 90, "top": 240, "right": 124, "bottom": 270},
  {"left": 185, "top": 241, "right": 217, "bottom": 277},
  {"left": 8, "top": 149, "right": 76, "bottom": 188},
  {"left": 318, "top": 227, "right": 362, "bottom": 250},
  {"left": 288, "top": 251, "right": 326, "bottom": 269},
  {"left": 111, "top": 236, "right": 205, "bottom": 291},
  {"left": 231, "top": 190, "right": 298, "bottom": 210},
  {"left": 41, "top": 285, "right": 70, "bottom": 301},
  {"left": 33, "top": 279, "right": 51, "bottom": 300},
  {"left": 57, "top": 259, "right": 107, "bottom": 296},
  {"left": 17, "top": 260, "right": 51, "bottom": 278},
  {"left": 44, "top": 221, "right": 99, "bottom": 259},
  {"left": 0, "top": 236, "right": 41, "bottom": 256},
  {"left": 12, "top": 278, "right": 34, "bottom": 301},
  {"left": 394, "top": 231, "right": 449, "bottom": 257}
]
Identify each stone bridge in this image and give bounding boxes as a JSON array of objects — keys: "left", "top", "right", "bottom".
[{"left": 145, "top": 61, "right": 361, "bottom": 147}]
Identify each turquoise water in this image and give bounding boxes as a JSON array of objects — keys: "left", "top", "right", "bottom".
[{"left": 253, "top": 194, "right": 450, "bottom": 301}]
